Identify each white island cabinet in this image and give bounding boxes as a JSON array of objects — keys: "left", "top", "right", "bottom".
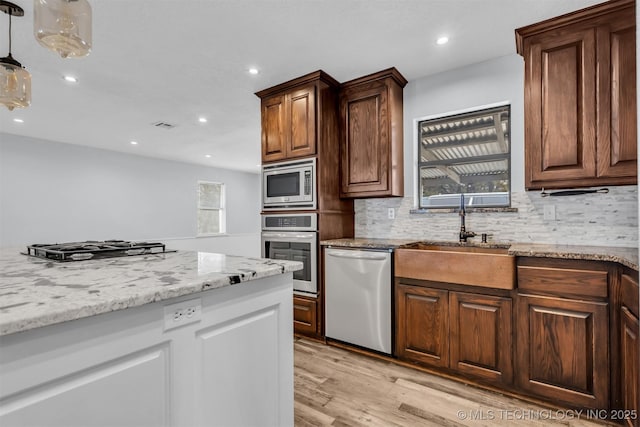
[{"left": 0, "top": 249, "right": 300, "bottom": 427}]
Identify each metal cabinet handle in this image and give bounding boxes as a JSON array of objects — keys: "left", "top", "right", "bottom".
[{"left": 327, "top": 251, "right": 388, "bottom": 261}]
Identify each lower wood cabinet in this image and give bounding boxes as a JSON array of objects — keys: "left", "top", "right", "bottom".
[
  {"left": 620, "top": 273, "right": 640, "bottom": 427},
  {"left": 450, "top": 292, "right": 513, "bottom": 384},
  {"left": 516, "top": 258, "right": 611, "bottom": 410},
  {"left": 396, "top": 284, "right": 449, "bottom": 368},
  {"left": 516, "top": 294, "right": 609, "bottom": 409},
  {"left": 395, "top": 256, "right": 638, "bottom": 418},
  {"left": 621, "top": 306, "right": 639, "bottom": 427},
  {"left": 395, "top": 282, "right": 513, "bottom": 386},
  {"left": 293, "top": 295, "right": 318, "bottom": 336}
]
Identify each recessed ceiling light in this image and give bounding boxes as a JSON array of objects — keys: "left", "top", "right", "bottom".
[
  {"left": 130, "top": 141, "right": 138, "bottom": 145},
  {"left": 198, "top": 117, "right": 208, "bottom": 123},
  {"left": 248, "top": 67, "right": 259, "bottom": 75},
  {"left": 436, "top": 36, "right": 449, "bottom": 45},
  {"left": 205, "top": 154, "right": 212, "bottom": 158},
  {"left": 63, "top": 75, "right": 78, "bottom": 83},
  {"left": 13, "top": 118, "right": 24, "bottom": 123}
]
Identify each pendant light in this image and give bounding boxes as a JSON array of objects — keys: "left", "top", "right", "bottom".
[
  {"left": 34, "top": 0, "right": 91, "bottom": 58},
  {"left": 0, "top": 1, "right": 31, "bottom": 111}
]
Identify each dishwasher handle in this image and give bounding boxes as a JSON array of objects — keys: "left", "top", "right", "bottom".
[{"left": 326, "top": 249, "right": 389, "bottom": 261}]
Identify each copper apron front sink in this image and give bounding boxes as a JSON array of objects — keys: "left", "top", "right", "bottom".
[{"left": 395, "top": 242, "right": 515, "bottom": 289}]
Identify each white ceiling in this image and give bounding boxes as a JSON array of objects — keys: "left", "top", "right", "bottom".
[{"left": 0, "top": 0, "right": 603, "bottom": 173}]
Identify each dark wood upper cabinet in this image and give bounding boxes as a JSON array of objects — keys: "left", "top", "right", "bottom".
[
  {"left": 598, "top": 10, "right": 637, "bottom": 180},
  {"left": 257, "top": 72, "right": 337, "bottom": 163},
  {"left": 261, "top": 93, "right": 287, "bottom": 162},
  {"left": 339, "top": 68, "right": 407, "bottom": 198},
  {"left": 516, "top": 0, "right": 636, "bottom": 190}
]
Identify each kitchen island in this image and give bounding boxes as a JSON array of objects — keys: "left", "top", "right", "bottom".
[{"left": 0, "top": 248, "right": 302, "bottom": 427}]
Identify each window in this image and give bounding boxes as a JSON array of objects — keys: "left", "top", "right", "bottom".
[
  {"left": 197, "top": 181, "right": 225, "bottom": 235},
  {"left": 417, "top": 104, "right": 511, "bottom": 209}
]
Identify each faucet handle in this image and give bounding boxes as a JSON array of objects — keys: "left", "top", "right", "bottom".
[{"left": 481, "top": 233, "right": 493, "bottom": 243}]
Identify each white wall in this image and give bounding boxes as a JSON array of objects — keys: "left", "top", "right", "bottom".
[
  {"left": 0, "top": 134, "right": 261, "bottom": 256},
  {"left": 357, "top": 54, "right": 638, "bottom": 247},
  {"left": 402, "top": 54, "right": 525, "bottom": 197}
]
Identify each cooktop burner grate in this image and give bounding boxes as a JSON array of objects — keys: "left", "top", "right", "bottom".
[{"left": 26, "top": 240, "right": 167, "bottom": 261}]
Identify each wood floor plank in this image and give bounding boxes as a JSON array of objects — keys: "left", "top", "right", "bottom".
[
  {"left": 294, "top": 400, "right": 335, "bottom": 426},
  {"left": 294, "top": 338, "right": 615, "bottom": 427}
]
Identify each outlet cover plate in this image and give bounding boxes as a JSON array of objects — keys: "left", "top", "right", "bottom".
[
  {"left": 543, "top": 205, "right": 556, "bottom": 220},
  {"left": 163, "top": 298, "right": 202, "bottom": 331}
]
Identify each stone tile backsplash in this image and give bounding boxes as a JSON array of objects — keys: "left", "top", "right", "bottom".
[{"left": 355, "top": 186, "right": 638, "bottom": 247}]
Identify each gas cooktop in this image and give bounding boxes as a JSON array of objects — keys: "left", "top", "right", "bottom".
[{"left": 25, "top": 240, "right": 167, "bottom": 262}]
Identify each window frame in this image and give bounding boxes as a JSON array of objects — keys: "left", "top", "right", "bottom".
[
  {"left": 414, "top": 102, "right": 512, "bottom": 210},
  {"left": 197, "top": 181, "right": 226, "bottom": 236}
]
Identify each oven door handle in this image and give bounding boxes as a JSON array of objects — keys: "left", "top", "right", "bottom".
[{"left": 261, "top": 232, "right": 316, "bottom": 240}]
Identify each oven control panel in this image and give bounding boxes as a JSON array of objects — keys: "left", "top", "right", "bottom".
[{"left": 261, "top": 213, "right": 317, "bottom": 231}]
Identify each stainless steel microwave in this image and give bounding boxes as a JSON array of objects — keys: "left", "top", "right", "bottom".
[{"left": 262, "top": 158, "right": 316, "bottom": 210}]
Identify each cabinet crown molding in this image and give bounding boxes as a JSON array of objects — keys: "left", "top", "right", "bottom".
[
  {"left": 515, "top": 0, "right": 635, "bottom": 55},
  {"left": 255, "top": 70, "right": 339, "bottom": 98},
  {"left": 340, "top": 67, "right": 408, "bottom": 89}
]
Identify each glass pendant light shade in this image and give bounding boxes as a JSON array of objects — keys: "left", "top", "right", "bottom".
[
  {"left": 34, "top": 0, "right": 92, "bottom": 58},
  {"left": 0, "top": 55, "right": 31, "bottom": 110},
  {"left": 0, "top": 1, "right": 30, "bottom": 110}
]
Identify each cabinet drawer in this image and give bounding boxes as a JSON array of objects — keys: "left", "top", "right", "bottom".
[
  {"left": 293, "top": 296, "right": 317, "bottom": 335},
  {"left": 517, "top": 260, "right": 608, "bottom": 299}
]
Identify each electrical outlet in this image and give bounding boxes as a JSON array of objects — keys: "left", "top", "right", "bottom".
[
  {"left": 543, "top": 204, "right": 556, "bottom": 221},
  {"left": 185, "top": 306, "right": 197, "bottom": 318},
  {"left": 163, "top": 298, "right": 202, "bottom": 331},
  {"left": 388, "top": 208, "right": 395, "bottom": 219}
]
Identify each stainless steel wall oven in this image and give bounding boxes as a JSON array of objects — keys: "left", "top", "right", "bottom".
[{"left": 261, "top": 213, "right": 317, "bottom": 295}]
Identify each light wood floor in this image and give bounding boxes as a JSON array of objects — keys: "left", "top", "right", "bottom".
[{"left": 294, "top": 338, "right": 614, "bottom": 427}]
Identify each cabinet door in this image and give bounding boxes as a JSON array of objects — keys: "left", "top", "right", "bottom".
[
  {"left": 340, "top": 80, "right": 389, "bottom": 196},
  {"left": 597, "top": 10, "right": 637, "bottom": 180},
  {"left": 516, "top": 294, "right": 609, "bottom": 409},
  {"left": 621, "top": 306, "right": 639, "bottom": 427},
  {"left": 450, "top": 292, "right": 513, "bottom": 385},
  {"left": 395, "top": 283, "right": 448, "bottom": 368},
  {"left": 293, "top": 295, "right": 317, "bottom": 336},
  {"left": 620, "top": 272, "right": 640, "bottom": 427},
  {"left": 523, "top": 25, "right": 597, "bottom": 189},
  {"left": 287, "top": 84, "right": 316, "bottom": 159},
  {"left": 261, "top": 93, "right": 287, "bottom": 162}
]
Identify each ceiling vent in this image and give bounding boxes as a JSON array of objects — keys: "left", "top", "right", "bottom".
[{"left": 152, "top": 121, "right": 176, "bottom": 129}]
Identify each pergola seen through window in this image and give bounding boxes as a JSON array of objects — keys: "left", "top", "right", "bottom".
[{"left": 418, "top": 104, "right": 511, "bottom": 209}]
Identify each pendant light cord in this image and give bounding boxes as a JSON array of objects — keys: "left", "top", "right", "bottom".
[{"left": 7, "top": 9, "right": 11, "bottom": 55}]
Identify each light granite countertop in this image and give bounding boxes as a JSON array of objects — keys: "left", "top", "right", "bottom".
[
  {"left": 508, "top": 243, "right": 638, "bottom": 270},
  {"left": 321, "top": 238, "right": 638, "bottom": 270},
  {"left": 0, "top": 248, "right": 302, "bottom": 336}
]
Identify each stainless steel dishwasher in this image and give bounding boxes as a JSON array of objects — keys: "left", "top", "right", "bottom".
[{"left": 324, "top": 247, "right": 392, "bottom": 354}]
